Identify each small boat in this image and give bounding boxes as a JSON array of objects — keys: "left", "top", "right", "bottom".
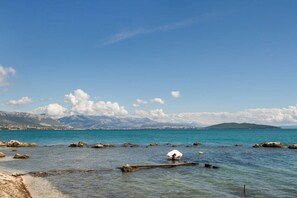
[{"left": 167, "top": 150, "right": 183, "bottom": 160}]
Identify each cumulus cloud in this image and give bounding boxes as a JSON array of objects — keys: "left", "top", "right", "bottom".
[
  {"left": 171, "top": 91, "right": 181, "bottom": 98},
  {"left": 34, "top": 103, "right": 67, "bottom": 117},
  {"left": 0, "top": 66, "right": 16, "bottom": 86},
  {"left": 151, "top": 98, "right": 165, "bottom": 105},
  {"left": 64, "top": 89, "right": 128, "bottom": 116},
  {"left": 133, "top": 99, "right": 148, "bottom": 107},
  {"left": 8, "top": 96, "right": 32, "bottom": 106}
]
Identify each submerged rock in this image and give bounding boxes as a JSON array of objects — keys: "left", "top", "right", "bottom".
[
  {"left": 122, "top": 143, "right": 139, "bottom": 148},
  {"left": 0, "top": 152, "right": 5, "bottom": 158},
  {"left": 149, "top": 143, "right": 159, "bottom": 146},
  {"left": 13, "top": 153, "right": 30, "bottom": 159},
  {"left": 193, "top": 142, "right": 202, "bottom": 146},
  {"left": 288, "top": 144, "right": 297, "bottom": 149},
  {"left": 69, "top": 143, "right": 78, "bottom": 147},
  {"left": 102, "top": 144, "right": 115, "bottom": 147},
  {"left": 253, "top": 142, "right": 287, "bottom": 148}
]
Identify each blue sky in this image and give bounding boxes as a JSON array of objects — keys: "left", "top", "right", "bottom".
[{"left": 1, "top": 0, "right": 297, "bottom": 125}]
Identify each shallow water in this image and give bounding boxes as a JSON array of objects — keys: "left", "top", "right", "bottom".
[{"left": 0, "top": 129, "right": 297, "bottom": 197}]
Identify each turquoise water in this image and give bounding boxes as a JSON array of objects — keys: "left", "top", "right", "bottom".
[{"left": 0, "top": 129, "right": 297, "bottom": 197}]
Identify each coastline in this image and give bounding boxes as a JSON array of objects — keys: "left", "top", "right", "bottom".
[
  {"left": 0, "top": 171, "right": 31, "bottom": 198},
  {"left": 0, "top": 170, "right": 70, "bottom": 198}
]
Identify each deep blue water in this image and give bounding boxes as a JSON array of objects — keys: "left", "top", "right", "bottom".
[
  {"left": 0, "top": 129, "right": 296, "bottom": 146},
  {"left": 0, "top": 129, "right": 297, "bottom": 197}
]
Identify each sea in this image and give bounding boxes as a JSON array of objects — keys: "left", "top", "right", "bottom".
[{"left": 0, "top": 129, "right": 296, "bottom": 198}]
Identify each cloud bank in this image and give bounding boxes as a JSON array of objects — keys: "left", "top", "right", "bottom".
[
  {"left": 136, "top": 105, "right": 297, "bottom": 126},
  {"left": 0, "top": 66, "right": 16, "bottom": 86}
]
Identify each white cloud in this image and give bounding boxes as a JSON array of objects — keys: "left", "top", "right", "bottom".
[
  {"left": 146, "top": 105, "right": 297, "bottom": 126},
  {"left": 64, "top": 89, "right": 128, "bottom": 116},
  {"left": 8, "top": 96, "right": 32, "bottom": 106},
  {"left": 34, "top": 103, "right": 67, "bottom": 117},
  {"left": 0, "top": 65, "right": 16, "bottom": 86},
  {"left": 133, "top": 99, "right": 148, "bottom": 107},
  {"left": 151, "top": 98, "right": 165, "bottom": 105},
  {"left": 171, "top": 91, "right": 181, "bottom": 98},
  {"left": 135, "top": 109, "right": 168, "bottom": 119},
  {"left": 103, "top": 14, "right": 215, "bottom": 45}
]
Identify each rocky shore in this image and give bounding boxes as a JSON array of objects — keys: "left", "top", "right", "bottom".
[{"left": 0, "top": 172, "right": 31, "bottom": 198}]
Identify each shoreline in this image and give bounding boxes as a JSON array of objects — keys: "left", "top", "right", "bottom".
[
  {"left": 0, "top": 170, "right": 70, "bottom": 198},
  {"left": 0, "top": 171, "right": 31, "bottom": 198}
]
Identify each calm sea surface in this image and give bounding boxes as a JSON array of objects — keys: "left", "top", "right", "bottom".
[{"left": 0, "top": 129, "right": 297, "bottom": 197}]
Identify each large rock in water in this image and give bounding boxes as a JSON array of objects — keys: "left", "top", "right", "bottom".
[
  {"left": 253, "top": 142, "right": 287, "bottom": 148},
  {"left": 13, "top": 153, "right": 30, "bottom": 159},
  {"left": 0, "top": 152, "right": 5, "bottom": 158},
  {"left": 6, "top": 140, "right": 37, "bottom": 147}
]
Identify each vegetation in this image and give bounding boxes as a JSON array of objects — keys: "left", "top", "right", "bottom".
[{"left": 204, "top": 122, "right": 280, "bottom": 130}]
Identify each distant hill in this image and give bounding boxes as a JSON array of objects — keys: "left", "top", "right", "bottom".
[
  {"left": 0, "top": 111, "right": 69, "bottom": 130},
  {"left": 204, "top": 122, "right": 280, "bottom": 130},
  {"left": 58, "top": 115, "right": 197, "bottom": 130}
]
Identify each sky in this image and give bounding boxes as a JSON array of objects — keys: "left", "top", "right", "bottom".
[{"left": 1, "top": 0, "right": 297, "bottom": 126}]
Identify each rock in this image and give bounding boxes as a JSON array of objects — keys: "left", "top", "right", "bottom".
[
  {"left": 193, "top": 142, "right": 202, "bottom": 146},
  {"left": 198, "top": 151, "right": 204, "bottom": 155},
  {"left": 149, "top": 143, "right": 159, "bottom": 146},
  {"left": 32, "top": 171, "right": 48, "bottom": 177},
  {"left": 0, "top": 141, "right": 6, "bottom": 147},
  {"left": 288, "top": 144, "right": 297, "bottom": 149},
  {"left": 13, "top": 153, "right": 30, "bottom": 159},
  {"left": 92, "top": 144, "right": 104, "bottom": 148},
  {"left": 29, "top": 143, "right": 38, "bottom": 147},
  {"left": 205, "top": 164, "right": 219, "bottom": 169},
  {"left": 122, "top": 143, "right": 138, "bottom": 148},
  {"left": 235, "top": 144, "right": 243, "bottom": 147},
  {"left": 7, "top": 140, "right": 22, "bottom": 147},
  {"left": 0, "top": 152, "right": 5, "bottom": 158},
  {"left": 69, "top": 141, "right": 87, "bottom": 147},
  {"left": 171, "top": 144, "right": 182, "bottom": 147},
  {"left": 6, "top": 140, "right": 38, "bottom": 147},
  {"left": 103, "top": 144, "right": 115, "bottom": 147},
  {"left": 77, "top": 141, "right": 87, "bottom": 147},
  {"left": 253, "top": 142, "right": 287, "bottom": 148},
  {"left": 123, "top": 143, "right": 131, "bottom": 147}
]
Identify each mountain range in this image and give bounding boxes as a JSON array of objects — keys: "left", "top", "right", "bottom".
[{"left": 0, "top": 111, "right": 198, "bottom": 130}]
